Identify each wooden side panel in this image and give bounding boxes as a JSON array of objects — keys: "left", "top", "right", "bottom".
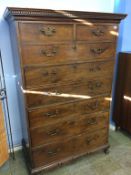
[
  {"left": 8, "top": 20, "right": 29, "bottom": 146},
  {"left": 121, "top": 54, "right": 131, "bottom": 133},
  {"left": 113, "top": 52, "right": 131, "bottom": 133},
  {"left": 113, "top": 53, "right": 128, "bottom": 128}
]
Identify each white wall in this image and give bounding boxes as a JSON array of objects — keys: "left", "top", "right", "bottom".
[{"left": 0, "top": 0, "right": 115, "bottom": 146}]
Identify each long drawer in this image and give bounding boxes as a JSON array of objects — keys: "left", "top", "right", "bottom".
[
  {"left": 30, "top": 112, "right": 109, "bottom": 147},
  {"left": 25, "top": 78, "right": 112, "bottom": 108},
  {"left": 21, "top": 43, "right": 116, "bottom": 65},
  {"left": 28, "top": 96, "right": 110, "bottom": 128},
  {"left": 24, "top": 60, "right": 114, "bottom": 88},
  {"left": 32, "top": 128, "right": 108, "bottom": 168}
]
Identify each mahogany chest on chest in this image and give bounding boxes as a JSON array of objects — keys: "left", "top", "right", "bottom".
[{"left": 4, "top": 7, "right": 126, "bottom": 174}]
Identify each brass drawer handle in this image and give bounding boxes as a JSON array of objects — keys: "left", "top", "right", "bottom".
[
  {"left": 86, "top": 135, "right": 97, "bottom": 145},
  {"left": 45, "top": 112, "right": 52, "bottom": 117},
  {"left": 41, "top": 47, "right": 58, "bottom": 57},
  {"left": 42, "top": 70, "right": 57, "bottom": 78},
  {"left": 45, "top": 110, "right": 59, "bottom": 118},
  {"left": 86, "top": 118, "right": 97, "bottom": 125},
  {"left": 92, "top": 28, "right": 105, "bottom": 37},
  {"left": 86, "top": 138, "right": 92, "bottom": 144},
  {"left": 47, "top": 148, "right": 60, "bottom": 157},
  {"left": 40, "top": 26, "right": 56, "bottom": 36},
  {"left": 89, "top": 64, "right": 101, "bottom": 72},
  {"left": 50, "top": 70, "right": 59, "bottom": 83},
  {"left": 91, "top": 48, "right": 105, "bottom": 54},
  {"left": 47, "top": 129, "right": 60, "bottom": 136},
  {"left": 72, "top": 42, "right": 77, "bottom": 50},
  {"left": 96, "top": 81, "right": 102, "bottom": 87},
  {"left": 48, "top": 151, "right": 57, "bottom": 156},
  {"left": 87, "top": 81, "right": 102, "bottom": 90},
  {"left": 51, "top": 70, "right": 57, "bottom": 75},
  {"left": 87, "top": 101, "right": 99, "bottom": 110},
  {"left": 53, "top": 90, "right": 61, "bottom": 95}
]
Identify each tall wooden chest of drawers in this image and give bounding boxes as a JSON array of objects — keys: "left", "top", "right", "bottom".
[{"left": 4, "top": 7, "right": 126, "bottom": 174}]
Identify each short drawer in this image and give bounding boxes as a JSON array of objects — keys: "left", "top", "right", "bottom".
[
  {"left": 19, "top": 22, "right": 73, "bottom": 43},
  {"left": 24, "top": 60, "right": 114, "bottom": 88},
  {"left": 28, "top": 96, "right": 110, "bottom": 128},
  {"left": 25, "top": 78, "right": 112, "bottom": 108},
  {"left": 21, "top": 42, "right": 116, "bottom": 65},
  {"left": 30, "top": 112, "right": 109, "bottom": 147},
  {"left": 32, "top": 128, "right": 108, "bottom": 168},
  {"left": 76, "top": 24, "right": 118, "bottom": 41}
]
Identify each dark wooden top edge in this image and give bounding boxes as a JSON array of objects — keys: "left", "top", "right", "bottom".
[{"left": 4, "top": 7, "right": 127, "bottom": 22}]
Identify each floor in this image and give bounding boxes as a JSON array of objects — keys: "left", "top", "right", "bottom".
[{"left": 0, "top": 130, "right": 131, "bottom": 175}]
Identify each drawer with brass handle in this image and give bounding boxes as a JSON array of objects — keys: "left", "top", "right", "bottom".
[
  {"left": 21, "top": 42, "right": 116, "bottom": 65},
  {"left": 86, "top": 100, "right": 99, "bottom": 110},
  {"left": 19, "top": 23, "right": 73, "bottom": 43},
  {"left": 92, "top": 28, "right": 105, "bottom": 37},
  {"left": 28, "top": 95, "right": 110, "bottom": 128},
  {"left": 91, "top": 48, "right": 106, "bottom": 55},
  {"left": 47, "top": 148, "right": 61, "bottom": 157},
  {"left": 46, "top": 128, "right": 60, "bottom": 136},
  {"left": 32, "top": 128, "right": 108, "bottom": 167},
  {"left": 25, "top": 77, "right": 112, "bottom": 108},
  {"left": 76, "top": 24, "right": 118, "bottom": 41},
  {"left": 87, "top": 80, "right": 103, "bottom": 90},
  {"left": 41, "top": 46, "right": 58, "bottom": 57},
  {"left": 40, "top": 26, "right": 56, "bottom": 36},
  {"left": 24, "top": 60, "right": 114, "bottom": 88},
  {"left": 44, "top": 109, "right": 59, "bottom": 118},
  {"left": 30, "top": 111, "right": 109, "bottom": 147}
]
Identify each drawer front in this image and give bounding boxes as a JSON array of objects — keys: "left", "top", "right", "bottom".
[
  {"left": 28, "top": 96, "right": 110, "bottom": 128},
  {"left": 32, "top": 129, "right": 108, "bottom": 167},
  {"left": 24, "top": 60, "right": 114, "bottom": 88},
  {"left": 30, "top": 112, "right": 109, "bottom": 147},
  {"left": 25, "top": 78, "right": 112, "bottom": 108},
  {"left": 76, "top": 24, "right": 118, "bottom": 41},
  {"left": 21, "top": 43, "right": 116, "bottom": 65},
  {"left": 19, "top": 23, "right": 73, "bottom": 43}
]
